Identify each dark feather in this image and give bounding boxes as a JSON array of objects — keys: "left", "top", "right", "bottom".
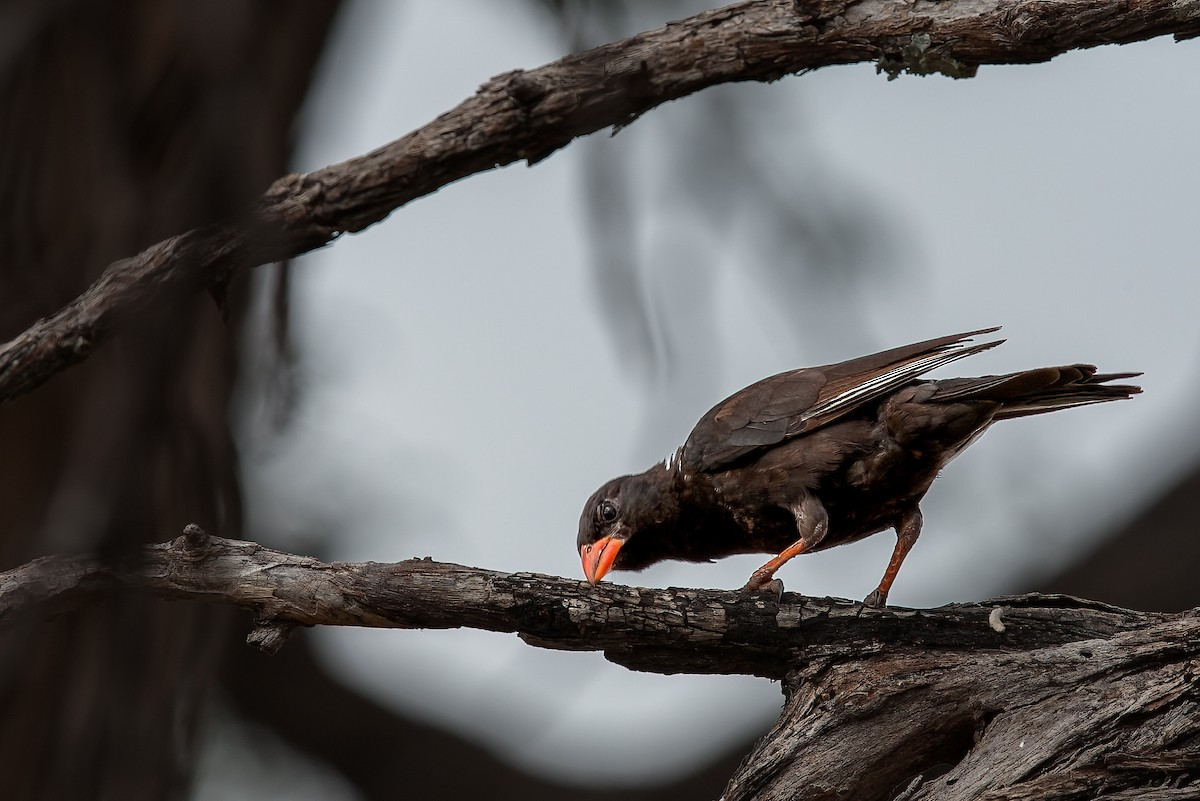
[
  {"left": 929, "top": 364, "right": 1143, "bottom": 420},
  {"left": 682, "top": 328, "right": 1002, "bottom": 472}
]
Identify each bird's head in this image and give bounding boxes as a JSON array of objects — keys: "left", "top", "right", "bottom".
[{"left": 577, "top": 468, "right": 678, "bottom": 584}]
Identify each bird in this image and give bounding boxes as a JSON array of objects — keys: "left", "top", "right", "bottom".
[{"left": 577, "top": 328, "right": 1141, "bottom": 606}]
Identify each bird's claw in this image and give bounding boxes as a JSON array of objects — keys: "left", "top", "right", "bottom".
[
  {"left": 742, "top": 576, "right": 785, "bottom": 602},
  {"left": 863, "top": 588, "right": 888, "bottom": 608}
]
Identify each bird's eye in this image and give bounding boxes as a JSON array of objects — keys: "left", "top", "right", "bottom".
[{"left": 598, "top": 500, "right": 618, "bottom": 523}]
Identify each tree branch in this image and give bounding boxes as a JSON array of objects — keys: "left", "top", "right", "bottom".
[
  {"left": 2, "top": 0, "right": 1197, "bottom": 403},
  {"left": 0, "top": 525, "right": 1171, "bottom": 670},
  {"left": 5, "top": 526, "right": 1198, "bottom": 797}
]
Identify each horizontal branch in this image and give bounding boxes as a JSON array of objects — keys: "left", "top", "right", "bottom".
[
  {"left": 3, "top": 0, "right": 1198, "bottom": 402},
  {"left": 9, "top": 526, "right": 1198, "bottom": 796},
  {"left": 0, "top": 525, "right": 1176, "bottom": 679}
]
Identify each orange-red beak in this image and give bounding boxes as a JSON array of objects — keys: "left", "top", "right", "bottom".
[{"left": 581, "top": 535, "right": 624, "bottom": 585}]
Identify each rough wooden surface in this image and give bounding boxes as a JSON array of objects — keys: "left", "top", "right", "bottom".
[
  {"left": 4, "top": 527, "right": 1197, "bottom": 797},
  {"left": 0, "top": 527, "right": 1161, "bottom": 670},
  {"left": 725, "top": 614, "right": 1200, "bottom": 799},
  {"left": 2, "top": 0, "right": 1197, "bottom": 403}
]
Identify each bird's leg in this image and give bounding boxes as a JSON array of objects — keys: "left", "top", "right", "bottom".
[
  {"left": 864, "top": 507, "right": 923, "bottom": 608},
  {"left": 742, "top": 494, "right": 829, "bottom": 592}
]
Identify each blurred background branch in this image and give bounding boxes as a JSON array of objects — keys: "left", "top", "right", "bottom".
[{"left": 5, "top": 0, "right": 1198, "bottom": 405}]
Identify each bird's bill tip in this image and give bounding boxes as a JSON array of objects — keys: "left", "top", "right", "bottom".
[{"left": 581, "top": 535, "right": 623, "bottom": 585}]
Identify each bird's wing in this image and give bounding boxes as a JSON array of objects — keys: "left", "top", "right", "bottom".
[{"left": 681, "top": 328, "right": 1003, "bottom": 472}]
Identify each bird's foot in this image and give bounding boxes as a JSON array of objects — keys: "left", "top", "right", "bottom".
[
  {"left": 741, "top": 575, "right": 785, "bottom": 602},
  {"left": 863, "top": 588, "right": 888, "bottom": 608}
]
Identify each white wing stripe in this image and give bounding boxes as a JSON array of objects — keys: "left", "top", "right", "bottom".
[{"left": 800, "top": 344, "right": 986, "bottom": 422}]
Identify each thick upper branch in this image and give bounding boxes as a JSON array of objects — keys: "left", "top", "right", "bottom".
[
  {"left": 2, "top": 0, "right": 1197, "bottom": 402},
  {"left": 0, "top": 527, "right": 1177, "bottom": 679}
]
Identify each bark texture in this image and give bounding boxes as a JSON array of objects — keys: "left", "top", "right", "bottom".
[
  {"left": 727, "top": 619, "right": 1200, "bottom": 800},
  {"left": 3, "top": 529, "right": 1197, "bottom": 799},
  {"left": 2, "top": 0, "right": 1197, "bottom": 404}
]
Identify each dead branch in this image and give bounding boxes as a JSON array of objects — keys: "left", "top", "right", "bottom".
[
  {"left": 3, "top": 525, "right": 1198, "bottom": 798},
  {"left": 0, "top": 525, "right": 1159, "bottom": 668},
  {"left": 2, "top": 0, "right": 1197, "bottom": 403}
]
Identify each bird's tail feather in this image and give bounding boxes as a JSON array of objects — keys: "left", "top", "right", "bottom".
[{"left": 930, "top": 364, "right": 1142, "bottom": 420}]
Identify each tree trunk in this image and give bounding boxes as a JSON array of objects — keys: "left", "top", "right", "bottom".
[
  {"left": 0, "top": 3, "right": 339, "bottom": 797},
  {"left": 727, "top": 619, "right": 1199, "bottom": 800}
]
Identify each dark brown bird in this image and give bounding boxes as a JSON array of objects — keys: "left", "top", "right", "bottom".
[{"left": 578, "top": 328, "right": 1140, "bottom": 606}]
